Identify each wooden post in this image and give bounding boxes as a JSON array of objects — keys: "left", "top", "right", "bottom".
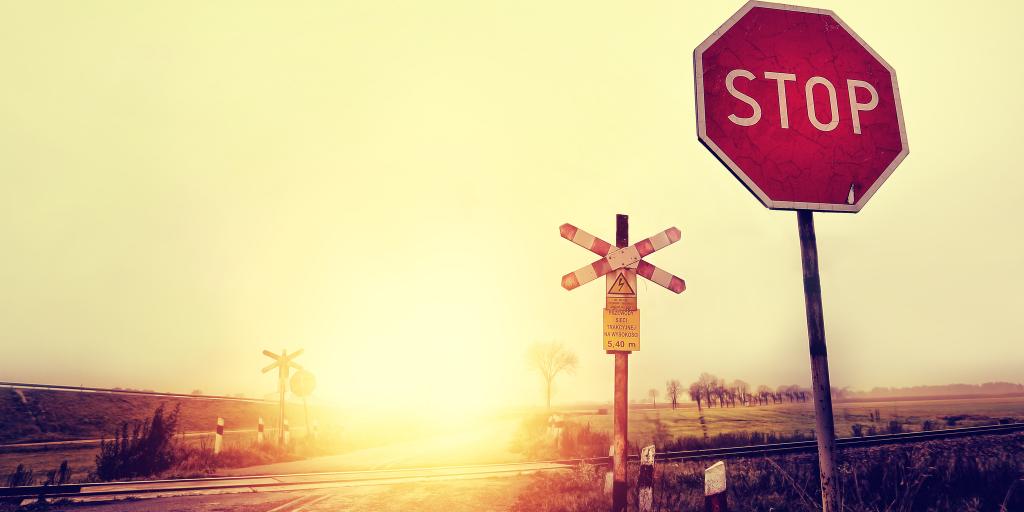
[
  {"left": 637, "top": 445, "right": 655, "bottom": 512},
  {"left": 283, "top": 418, "right": 291, "bottom": 447},
  {"left": 704, "top": 460, "right": 727, "bottom": 512},
  {"left": 611, "top": 213, "right": 629, "bottom": 512},
  {"left": 797, "top": 210, "right": 839, "bottom": 512},
  {"left": 278, "top": 349, "right": 288, "bottom": 446},
  {"left": 257, "top": 416, "right": 264, "bottom": 445},
  {"left": 303, "top": 396, "right": 311, "bottom": 439},
  {"left": 213, "top": 417, "right": 224, "bottom": 454}
]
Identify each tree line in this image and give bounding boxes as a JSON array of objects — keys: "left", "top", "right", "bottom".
[{"left": 662, "top": 372, "right": 810, "bottom": 411}]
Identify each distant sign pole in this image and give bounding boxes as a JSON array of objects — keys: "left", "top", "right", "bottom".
[
  {"left": 560, "top": 214, "right": 685, "bottom": 512},
  {"left": 694, "top": 2, "right": 908, "bottom": 511},
  {"left": 290, "top": 370, "right": 317, "bottom": 438},
  {"left": 261, "top": 348, "right": 304, "bottom": 446}
]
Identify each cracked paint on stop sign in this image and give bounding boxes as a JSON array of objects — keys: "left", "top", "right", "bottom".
[{"left": 695, "top": 2, "right": 908, "bottom": 212}]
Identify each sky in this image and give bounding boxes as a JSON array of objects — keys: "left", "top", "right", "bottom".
[{"left": 1, "top": 0, "right": 1022, "bottom": 411}]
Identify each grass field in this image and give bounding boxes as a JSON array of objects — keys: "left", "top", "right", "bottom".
[
  {"left": 0, "top": 388, "right": 311, "bottom": 484},
  {"left": 570, "top": 396, "right": 1024, "bottom": 447},
  {"left": 0, "top": 388, "right": 296, "bottom": 445},
  {"left": 512, "top": 432, "right": 1024, "bottom": 511}
]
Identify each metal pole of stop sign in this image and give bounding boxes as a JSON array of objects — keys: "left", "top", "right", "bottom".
[
  {"left": 797, "top": 210, "right": 839, "bottom": 512},
  {"left": 611, "top": 213, "right": 629, "bottom": 512}
]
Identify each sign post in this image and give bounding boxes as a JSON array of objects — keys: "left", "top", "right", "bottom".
[
  {"left": 560, "top": 214, "right": 685, "bottom": 512},
  {"left": 261, "top": 348, "right": 305, "bottom": 446},
  {"left": 290, "top": 370, "right": 317, "bottom": 438},
  {"left": 694, "top": 2, "right": 909, "bottom": 510}
]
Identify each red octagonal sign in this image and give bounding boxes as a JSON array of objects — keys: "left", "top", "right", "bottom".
[{"left": 695, "top": 1, "right": 908, "bottom": 212}]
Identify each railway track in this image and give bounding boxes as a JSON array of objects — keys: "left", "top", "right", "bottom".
[
  {"left": 0, "top": 381, "right": 272, "bottom": 404},
  {"left": 1, "top": 422, "right": 1020, "bottom": 502}
]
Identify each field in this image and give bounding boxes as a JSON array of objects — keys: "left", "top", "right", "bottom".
[
  {"left": 512, "top": 432, "right": 1024, "bottom": 511},
  {"left": 0, "top": 388, "right": 293, "bottom": 445},
  {"left": 570, "top": 396, "right": 1024, "bottom": 447},
  {"left": 0, "top": 387, "right": 310, "bottom": 483}
]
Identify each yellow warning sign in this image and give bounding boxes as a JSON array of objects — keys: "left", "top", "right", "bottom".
[
  {"left": 607, "top": 272, "right": 636, "bottom": 295},
  {"left": 603, "top": 308, "right": 639, "bottom": 352},
  {"left": 606, "top": 269, "right": 637, "bottom": 310}
]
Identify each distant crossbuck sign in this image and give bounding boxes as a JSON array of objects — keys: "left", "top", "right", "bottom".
[{"left": 559, "top": 222, "right": 686, "bottom": 352}]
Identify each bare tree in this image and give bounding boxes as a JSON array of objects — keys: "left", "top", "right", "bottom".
[
  {"left": 665, "top": 380, "right": 682, "bottom": 410},
  {"left": 731, "top": 379, "right": 750, "bottom": 406},
  {"left": 648, "top": 388, "right": 658, "bottom": 409},
  {"left": 688, "top": 382, "right": 704, "bottom": 413},
  {"left": 756, "top": 385, "right": 772, "bottom": 406},
  {"left": 696, "top": 373, "right": 719, "bottom": 408},
  {"left": 527, "top": 342, "right": 579, "bottom": 409}
]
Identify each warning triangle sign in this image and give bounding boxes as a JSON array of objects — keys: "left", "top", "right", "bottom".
[{"left": 607, "top": 271, "right": 635, "bottom": 295}]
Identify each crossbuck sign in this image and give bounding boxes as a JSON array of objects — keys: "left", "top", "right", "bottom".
[{"left": 560, "top": 222, "right": 685, "bottom": 351}]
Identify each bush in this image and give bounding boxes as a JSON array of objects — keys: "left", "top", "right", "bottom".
[
  {"left": 850, "top": 424, "right": 864, "bottom": 437},
  {"left": 511, "top": 415, "right": 613, "bottom": 460},
  {"left": 170, "top": 441, "right": 296, "bottom": 477},
  {"left": 5, "top": 465, "right": 34, "bottom": 487},
  {"left": 559, "top": 422, "right": 611, "bottom": 459},
  {"left": 94, "top": 405, "right": 180, "bottom": 481},
  {"left": 887, "top": 420, "right": 903, "bottom": 434},
  {"left": 660, "top": 429, "right": 812, "bottom": 452}
]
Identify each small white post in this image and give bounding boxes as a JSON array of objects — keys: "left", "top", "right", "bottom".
[
  {"left": 257, "top": 416, "right": 264, "bottom": 445},
  {"left": 283, "top": 418, "right": 291, "bottom": 446},
  {"left": 705, "top": 460, "right": 728, "bottom": 512},
  {"left": 214, "top": 417, "right": 224, "bottom": 454},
  {"left": 638, "top": 445, "right": 656, "bottom": 512}
]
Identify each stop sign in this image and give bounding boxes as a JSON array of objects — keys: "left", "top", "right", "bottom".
[
  {"left": 694, "top": 2, "right": 908, "bottom": 212},
  {"left": 290, "top": 370, "right": 316, "bottom": 397}
]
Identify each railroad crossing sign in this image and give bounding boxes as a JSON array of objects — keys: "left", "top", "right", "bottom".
[
  {"left": 560, "top": 221, "right": 685, "bottom": 352},
  {"left": 695, "top": 1, "right": 908, "bottom": 212},
  {"left": 558, "top": 214, "right": 685, "bottom": 512},
  {"left": 262, "top": 348, "right": 304, "bottom": 445}
]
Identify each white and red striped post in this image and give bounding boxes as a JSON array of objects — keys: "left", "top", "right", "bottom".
[
  {"left": 704, "top": 460, "right": 727, "bottom": 512},
  {"left": 214, "top": 417, "right": 224, "bottom": 454},
  {"left": 283, "top": 418, "right": 290, "bottom": 446},
  {"left": 257, "top": 416, "right": 264, "bottom": 445},
  {"left": 638, "top": 445, "right": 656, "bottom": 512}
]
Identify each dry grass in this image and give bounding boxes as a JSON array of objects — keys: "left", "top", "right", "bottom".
[
  {"left": 574, "top": 396, "right": 1024, "bottom": 447},
  {"left": 512, "top": 433, "right": 1024, "bottom": 511}
]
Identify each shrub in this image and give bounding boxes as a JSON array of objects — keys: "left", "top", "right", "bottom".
[
  {"left": 170, "top": 441, "right": 295, "bottom": 477},
  {"left": 6, "top": 465, "right": 34, "bottom": 487},
  {"left": 660, "top": 429, "right": 811, "bottom": 452},
  {"left": 850, "top": 424, "right": 864, "bottom": 437},
  {"left": 94, "top": 405, "right": 180, "bottom": 481},
  {"left": 887, "top": 420, "right": 903, "bottom": 434}
]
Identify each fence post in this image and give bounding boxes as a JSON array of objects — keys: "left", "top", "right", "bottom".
[
  {"left": 283, "top": 418, "right": 291, "bottom": 446},
  {"left": 638, "top": 445, "right": 656, "bottom": 512},
  {"left": 704, "top": 460, "right": 727, "bottom": 512},
  {"left": 214, "top": 417, "right": 224, "bottom": 454},
  {"left": 257, "top": 416, "right": 264, "bottom": 445},
  {"left": 604, "top": 444, "right": 614, "bottom": 495}
]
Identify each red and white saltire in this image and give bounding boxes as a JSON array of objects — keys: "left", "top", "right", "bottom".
[{"left": 559, "top": 224, "right": 685, "bottom": 293}]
